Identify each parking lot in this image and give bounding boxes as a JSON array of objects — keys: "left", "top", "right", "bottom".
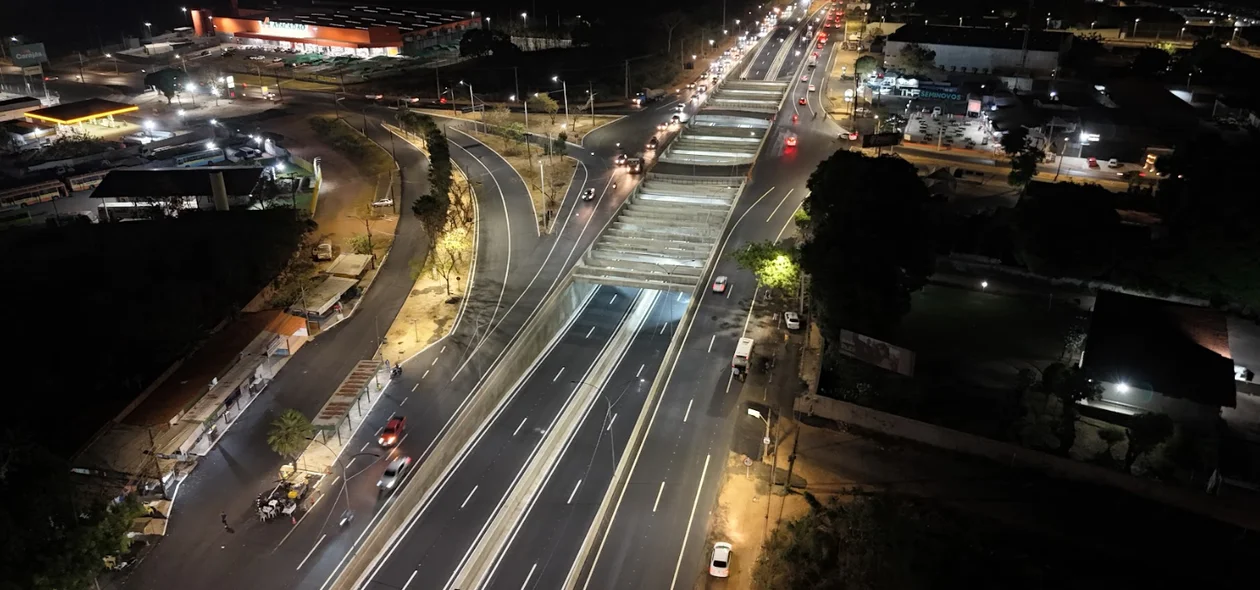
[{"left": 903, "top": 111, "right": 992, "bottom": 151}]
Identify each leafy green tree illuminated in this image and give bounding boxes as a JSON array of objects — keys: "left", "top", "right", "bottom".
[
  {"left": 267, "top": 409, "right": 313, "bottom": 468},
  {"left": 731, "top": 240, "right": 799, "bottom": 293},
  {"left": 528, "top": 93, "right": 560, "bottom": 126}
]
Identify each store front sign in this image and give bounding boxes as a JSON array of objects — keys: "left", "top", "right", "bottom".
[{"left": 262, "top": 19, "right": 313, "bottom": 38}]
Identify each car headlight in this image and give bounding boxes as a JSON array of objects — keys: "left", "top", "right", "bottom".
[
  {"left": 387, "top": 480, "right": 396, "bottom": 488},
  {"left": 377, "top": 479, "right": 383, "bottom": 486}
]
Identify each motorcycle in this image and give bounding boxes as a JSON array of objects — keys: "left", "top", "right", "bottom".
[{"left": 792, "top": 113, "right": 798, "bottom": 124}]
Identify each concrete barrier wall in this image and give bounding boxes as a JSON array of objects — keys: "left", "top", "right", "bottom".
[
  {"left": 333, "top": 276, "right": 598, "bottom": 590},
  {"left": 795, "top": 393, "right": 1260, "bottom": 532}
]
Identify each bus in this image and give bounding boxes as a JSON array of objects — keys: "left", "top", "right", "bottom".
[
  {"left": 97, "top": 201, "right": 163, "bottom": 222},
  {"left": 0, "top": 180, "right": 68, "bottom": 207},
  {"left": 66, "top": 170, "right": 110, "bottom": 192},
  {"left": 175, "top": 149, "right": 227, "bottom": 167}
]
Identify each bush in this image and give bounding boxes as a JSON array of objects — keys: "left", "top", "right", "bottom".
[{"left": 308, "top": 116, "right": 394, "bottom": 176}]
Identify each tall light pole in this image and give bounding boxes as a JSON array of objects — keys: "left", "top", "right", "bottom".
[
  {"left": 460, "top": 80, "right": 481, "bottom": 131},
  {"left": 748, "top": 408, "right": 771, "bottom": 459},
  {"left": 181, "top": 6, "right": 190, "bottom": 25},
  {"left": 105, "top": 53, "right": 119, "bottom": 75},
  {"left": 552, "top": 75, "right": 569, "bottom": 129},
  {"left": 144, "top": 22, "right": 153, "bottom": 38},
  {"left": 1132, "top": 18, "right": 1140, "bottom": 38},
  {"left": 175, "top": 53, "right": 187, "bottom": 72},
  {"left": 521, "top": 12, "right": 528, "bottom": 28}
]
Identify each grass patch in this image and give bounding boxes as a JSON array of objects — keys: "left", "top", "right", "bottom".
[{"left": 308, "top": 116, "right": 395, "bottom": 177}]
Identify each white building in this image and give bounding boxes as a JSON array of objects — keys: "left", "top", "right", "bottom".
[{"left": 884, "top": 25, "right": 1072, "bottom": 76}]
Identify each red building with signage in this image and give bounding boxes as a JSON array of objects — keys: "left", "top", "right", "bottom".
[{"left": 192, "top": 2, "right": 479, "bottom": 57}]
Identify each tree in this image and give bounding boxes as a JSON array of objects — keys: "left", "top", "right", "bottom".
[
  {"left": 551, "top": 131, "right": 568, "bottom": 157},
  {"left": 267, "top": 409, "right": 313, "bottom": 468},
  {"left": 143, "top": 68, "right": 187, "bottom": 104},
  {"left": 755, "top": 493, "right": 1051, "bottom": 589},
  {"left": 854, "top": 54, "right": 879, "bottom": 78},
  {"left": 1039, "top": 363, "right": 1100, "bottom": 454},
  {"left": 1125, "top": 412, "right": 1174, "bottom": 471},
  {"left": 412, "top": 192, "right": 449, "bottom": 250},
  {"left": 1010, "top": 183, "right": 1122, "bottom": 278},
  {"left": 657, "top": 11, "right": 687, "bottom": 54},
  {"left": 999, "top": 127, "right": 1044, "bottom": 189},
  {"left": 731, "top": 240, "right": 799, "bottom": 292},
  {"left": 897, "top": 43, "right": 936, "bottom": 74},
  {"left": 426, "top": 226, "right": 472, "bottom": 296},
  {"left": 0, "top": 433, "right": 148, "bottom": 590},
  {"left": 1131, "top": 46, "right": 1171, "bottom": 76},
  {"left": 800, "top": 151, "right": 937, "bottom": 340},
  {"left": 346, "top": 202, "right": 377, "bottom": 256},
  {"left": 528, "top": 93, "right": 560, "bottom": 126}
]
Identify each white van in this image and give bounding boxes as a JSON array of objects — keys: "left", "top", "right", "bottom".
[{"left": 732, "top": 337, "right": 754, "bottom": 372}]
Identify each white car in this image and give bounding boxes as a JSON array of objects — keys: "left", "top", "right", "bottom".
[
  {"left": 808, "top": 84, "right": 816, "bottom": 92},
  {"left": 581, "top": 188, "right": 596, "bottom": 201},
  {"left": 247, "top": 55, "right": 266, "bottom": 61},
  {"left": 784, "top": 311, "right": 801, "bottom": 330},
  {"left": 378, "top": 456, "right": 412, "bottom": 490},
  {"left": 709, "top": 542, "right": 732, "bottom": 578},
  {"left": 675, "top": 102, "right": 686, "bottom": 112},
  {"left": 712, "top": 275, "right": 728, "bottom": 294},
  {"left": 801, "top": 74, "right": 809, "bottom": 82},
  {"left": 372, "top": 198, "right": 394, "bottom": 207}
]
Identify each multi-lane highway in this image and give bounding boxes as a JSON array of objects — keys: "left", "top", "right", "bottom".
[
  {"left": 573, "top": 9, "right": 848, "bottom": 589},
  {"left": 111, "top": 77, "right": 638, "bottom": 589}
]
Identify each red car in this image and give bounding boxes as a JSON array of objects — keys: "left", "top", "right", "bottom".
[
  {"left": 379, "top": 415, "right": 406, "bottom": 447},
  {"left": 1087, "top": 157, "right": 1099, "bottom": 169},
  {"left": 785, "top": 135, "right": 798, "bottom": 147},
  {"left": 799, "top": 97, "right": 807, "bottom": 105}
]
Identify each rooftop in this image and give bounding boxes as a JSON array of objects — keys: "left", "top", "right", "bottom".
[
  {"left": 24, "top": 98, "right": 138, "bottom": 125},
  {"left": 244, "top": 5, "right": 474, "bottom": 33},
  {"left": 90, "top": 167, "right": 264, "bottom": 200},
  {"left": 887, "top": 24, "right": 1070, "bottom": 53},
  {"left": 1083, "top": 291, "right": 1235, "bottom": 408},
  {"left": 123, "top": 311, "right": 291, "bottom": 427}
]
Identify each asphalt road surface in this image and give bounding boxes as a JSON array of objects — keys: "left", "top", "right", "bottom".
[
  {"left": 573, "top": 11, "right": 847, "bottom": 590},
  {"left": 115, "top": 91, "right": 628, "bottom": 589}
]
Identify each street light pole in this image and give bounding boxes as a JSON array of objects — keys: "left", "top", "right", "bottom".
[
  {"left": 105, "top": 53, "right": 119, "bottom": 75},
  {"left": 553, "top": 76, "right": 570, "bottom": 129}
]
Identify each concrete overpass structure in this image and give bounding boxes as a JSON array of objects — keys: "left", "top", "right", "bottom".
[{"left": 571, "top": 174, "right": 744, "bottom": 291}]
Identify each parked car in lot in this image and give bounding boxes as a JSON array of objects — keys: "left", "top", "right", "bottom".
[
  {"left": 312, "top": 241, "right": 334, "bottom": 261},
  {"left": 1087, "top": 157, "right": 1099, "bottom": 168},
  {"left": 377, "top": 456, "right": 412, "bottom": 490},
  {"left": 1107, "top": 158, "right": 1121, "bottom": 168},
  {"left": 248, "top": 55, "right": 266, "bottom": 61},
  {"left": 372, "top": 197, "right": 394, "bottom": 208}
]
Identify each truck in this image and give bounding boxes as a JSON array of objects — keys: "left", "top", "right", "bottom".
[
  {"left": 732, "top": 337, "right": 754, "bottom": 381},
  {"left": 632, "top": 88, "right": 666, "bottom": 106}
]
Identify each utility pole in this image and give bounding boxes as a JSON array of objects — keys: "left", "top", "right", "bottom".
[
  {"left": 589, "top": 81, "right": 595, "bottom": 127},
  {"left": 435, "top": 64, "right": 441, "bottom": 100},
  {"left": 624, "top": 60, "right": 629, "bottom": 99},
  {"left": 513, "top": 66, "right": 520, "bottom": 103}
]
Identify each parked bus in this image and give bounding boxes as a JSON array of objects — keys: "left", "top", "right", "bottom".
[
  {"left": 97, "top": 201, "right": 163, "bottom": 222},
  {"left": 175, "top": 149, "right": 227, "bottom": 168},
  {"left": 0, "top": 180, "right": 68, "bottom": 207},
  {"left": 66, "top": 169, "right": 109, "bottom": 192}
]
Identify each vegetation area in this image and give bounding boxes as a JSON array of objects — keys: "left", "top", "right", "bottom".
[
  {"left": 754, "top": 491, "right": 1250, "bottom": 589},
  {"left": 267, "top": 408, "right": 314, "bottom": 470},
  {"left": 3, "top": 209, "right": 308, "bottom": 456},
  {"left": 397, "top": 112, "right": 475, "bottom": 294},
  {"left": 0, "top": 432, "right": 147, "bottom": 589},
  {"left": 308, "top": 116, "right": 395, "bottom": 177}
]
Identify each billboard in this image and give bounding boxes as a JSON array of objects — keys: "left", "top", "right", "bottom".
[
  {"left": 12, "top": 43, "right": 48, "bottom": 67},
  {"left": 838, "top": 330, "right": 916, "bottom": 376},
  {"left": 862, "top": 132, "right": 901, "bottom": 148}
]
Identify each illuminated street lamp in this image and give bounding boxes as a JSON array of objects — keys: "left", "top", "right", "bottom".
[
  {"left": 521, "top": 12, "right": 527, "bottom": 28},
  {"left": 144, "top": 22, "right": 153, "bottom": 38},
  {"left": 1132, "top": 18, "right": 1140, "bottom": 38},
  {"left": 105, "top": 53, "right": 119, "bottom": 75},
  {"left": 747, "top": 408, "right": 771, "bottom": 458},
  {"left": 552, "top": 75, "right": 570, "bottom": 129}
]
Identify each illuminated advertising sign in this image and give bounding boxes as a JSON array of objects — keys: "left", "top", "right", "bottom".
[
  {"left": 12, "top": 43, "right": 48, "bottom": 67},
  {"left": 262, "top": 19, "right": 314, "bottom": 38}
]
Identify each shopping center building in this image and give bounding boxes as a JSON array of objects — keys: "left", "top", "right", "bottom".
[{"left": 192, "top": 1, "right": 480, "bottom": 57}]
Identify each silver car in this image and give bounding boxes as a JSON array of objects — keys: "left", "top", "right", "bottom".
[{"left": 377, "top": 456, "right": 412, "bottom": 490}]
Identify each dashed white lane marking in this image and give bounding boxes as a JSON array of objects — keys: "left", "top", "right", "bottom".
[
  {"left": 296, "top": 534, "right": 325, "bottom": 570},
  {"left": 607, "top": 413, "right": 617, "bottom": 432},
  {"left": 553, "top": 367, "right": 565, "bottom": 382},
  {"left": 653, "top": 481, "right": 666, "bottom": 512},
  {"left": 567, "top": 479, "right": 583, "bottom": 504},
  {"left": 683, "top": 398, "right": 694, "bottom": 423},
  {"left": 513, "top": 418, "right": 528, "bottom": 436},
  {"left": 461, "top": 485, "right": 478, "bottom": 509}
]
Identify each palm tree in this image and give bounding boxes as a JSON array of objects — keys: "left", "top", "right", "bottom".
[{"left": 268, "top": 409, "right": 313, "bottom": 469}]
